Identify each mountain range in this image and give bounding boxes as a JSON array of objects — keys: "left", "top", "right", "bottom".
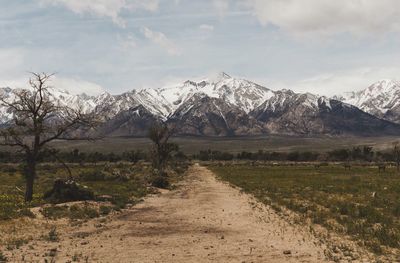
[
  {"left": 1, "top": 72, "right": 400, "bottom": 137},
  {"left": 337, "top": 79, "right": 400, "bottom": 124}
]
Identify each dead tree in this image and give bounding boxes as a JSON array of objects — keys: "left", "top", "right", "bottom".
[
  {"left": 0, "top": 73, "right": 99, "bottom": 202},
  {"left": 148, "top": 123, "right": 178, "bottom": 176}
]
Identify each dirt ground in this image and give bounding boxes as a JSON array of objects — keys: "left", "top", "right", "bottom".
[{"left": 3, "top": 165, "right": 376, "bottom": 262}]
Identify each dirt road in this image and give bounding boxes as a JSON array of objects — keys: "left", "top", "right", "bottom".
[{"left": 8, "top": 165, "right": 333, "bottom": 262}]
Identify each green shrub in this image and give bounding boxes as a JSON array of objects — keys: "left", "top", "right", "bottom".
[
  {"left": 110, "top": 196, "right": 129, "bottom": 210},
  {"left": 1, "top": 166, "right": 17, "bottom": 174},
  {"left": 69, "top": 204, "right": 99, "bottom": 220},
  {"left": 79, "top": 170, "right": 106, "bottom": 181},
  {"left": 0, "top": 163, "right": 150, "bottom": 221},
  {"left": 99, "top": 205, "right": 112, "bottom": 215},
  {"left": 0, "top": 195, "right": 33, "bottom": 220},
  {"left": 41, "top": 204, "right": 99, "bottom": 220},
  {"left": 19, "top": 208, "right": 35, "bottom": 218},
  {"left": 0, "top": 251, "right": 7, "bottom": 262},
  {"left": 367, "top": 240, "right": 383, "bottom": 254},
  {"left": 43, "top": 180, "right": 95, "bottom": 203},
  {"left": 46, "top": 227, "right": 59, "bottom": 242},
  {"left": 393, "top": 203, "right": 400, "bottom": 217},
  {"left": 41, "top": 206, "right": 70, "bottom": 219},
  {"left": 151, "top": 176, "right": 170, "bottom": 189},
  {"left": 6, "top": 238, "right": 28, "bottom": 250}
]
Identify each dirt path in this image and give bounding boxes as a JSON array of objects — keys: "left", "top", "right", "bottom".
[{"left": 8, "top": 165, "right": 333, "bottom": 262}]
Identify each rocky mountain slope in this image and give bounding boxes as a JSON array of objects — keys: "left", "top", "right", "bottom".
[
  {"left": 338, "top": 80, "right": 400, "bottom": 124},
  {"left": 251, "top": 90, "right": 400, "bottom": 136},
  {"left": 1, "top": 73, "right": 400, "bottom": 137}
]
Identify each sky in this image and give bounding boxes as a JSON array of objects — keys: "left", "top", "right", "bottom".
[{"left": 1, "top": 0, "right": 400, "bottom": 96}]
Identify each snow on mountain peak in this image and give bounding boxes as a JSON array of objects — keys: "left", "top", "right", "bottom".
[
  {"left": 367, "top": 79, "right": 400, "bottom": 93},
  {"left": 6, "top": 74, "right": 394, "bottom": 127},
  {"left": 153, "top": 72, "right": 275, "bottom": 114},
  {"left": 0, "top": 73, "right": 311, "bottom": 123},
  {"left": 338, "top": 79, "right": 400, "bottom": 120},
  {"left": 205, "top": 71, "right": 232, "bottom": 84},
  {"left": 373, "top": 79, "right": 399, "bottom": 86}
]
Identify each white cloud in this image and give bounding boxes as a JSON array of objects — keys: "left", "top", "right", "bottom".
[
  {"left": 0, "top": 49, "right": 25, "bottom": 78},
  {"left": 0, "top": 49, "right": 105, "bottom": 96},
  {"left": 39, "top": 0, "right": 159, "bottom": 27},
  {"left": 130, "top": 0, "right": 159, "bottom": 12},
  {"left": 268, "top": 67, "right": 400, "bottom": 96},
  {"left": 244, "top": 0, "right": 400, "bottom": 37},
  {"left": 213, "top": 0, "right": 230, "bottom": 17},
  {"left": 199, "top": 24, "right": 214, "bottom": 31},
  {"left": 118, "top": 34, "right": 137, "bottom": 51},
  {"left": 141, "top": 27, "right": 180, "bottom": 56},
  {"left": 51, "top": 77, "right": 105, "bottom": 95}
]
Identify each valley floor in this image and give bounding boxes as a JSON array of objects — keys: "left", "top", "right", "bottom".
[{"left": 4, "top": 165, "right": 374, "bottom": 262}]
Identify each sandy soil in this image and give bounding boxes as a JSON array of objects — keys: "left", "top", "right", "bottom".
[{"left": 4, "top": 165, "right": 345, "bottom": 262}]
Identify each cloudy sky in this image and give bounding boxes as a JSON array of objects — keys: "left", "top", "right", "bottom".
[{"left": 1, "top": 0, "right": 400, "bottom": 95}]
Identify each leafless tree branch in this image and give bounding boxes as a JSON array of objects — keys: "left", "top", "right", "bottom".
[{"left": 0, "top": 72, "right": 100, "bottom": 201}]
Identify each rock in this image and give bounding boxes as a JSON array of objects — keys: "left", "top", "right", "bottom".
[
  {"left": 44, "top": 179, "right": 95, "bottom": 203},
  {"left": 283, "top": 250, "right": 291, "bottom": 255}
]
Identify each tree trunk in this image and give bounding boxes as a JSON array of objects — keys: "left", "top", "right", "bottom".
[{"left": 24, "top": 161, "right": 36, "bottom": 202}]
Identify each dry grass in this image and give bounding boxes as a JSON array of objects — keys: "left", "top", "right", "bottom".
[
  {"left": 0, "top": 162, "right": 152, "bottom": 222},
  {"left": 211, "top": 163, "right": 400, "bottom": 256}
]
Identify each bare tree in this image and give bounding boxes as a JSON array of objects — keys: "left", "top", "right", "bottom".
[
  {"left": 148, "top": 123, "right": 178, "bottom": 176},
  {"left": 0, "top": 73, "right": 99, "bottom": 202},
  {"left": 393, "top": 141, "right": 400, "bottom": 172}
]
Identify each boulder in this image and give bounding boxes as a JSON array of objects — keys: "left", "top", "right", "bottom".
[{"left": 44, "top": 179, "right": 95, "bottom": 203}]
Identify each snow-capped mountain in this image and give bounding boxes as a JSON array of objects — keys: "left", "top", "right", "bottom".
[
  {"left": 338, "top": 80, "right": 400, "bottom": 123},
  {"left": 0, "top": 86, "right": 98, "bottom": 123},
  {"left": 157, "top": 72, "right": 275, "bottom": 114},
  {"left": 250, "top": 90, "right": 400, "bottom": 136},
  {"left": 1, "top": 73, "right": 400, "bottom": 136},
  {"left": 91, "top": 72, "right": 275, "bottom": 121}
]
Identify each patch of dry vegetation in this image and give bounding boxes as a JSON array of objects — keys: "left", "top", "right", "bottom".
[
  {"left": 211, "top": 163, "right": 400, "bottom": 258},
  {"left": 0, "top": 160, "right": 189, "bottom": 261},
  {"left": 0, "top": 162, "right": 152, "bottom": 222}
]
